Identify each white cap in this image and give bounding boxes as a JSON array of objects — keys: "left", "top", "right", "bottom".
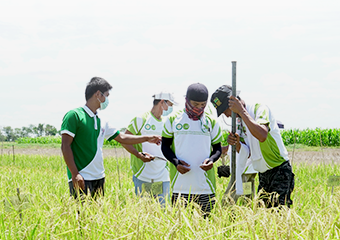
[{"left": 153, "top": 92, "right": 177, "bottom": 105}]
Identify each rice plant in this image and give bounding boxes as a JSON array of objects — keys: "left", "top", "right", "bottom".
[{"left": 1, "top": 152, "right": 340, "bottom": 239}]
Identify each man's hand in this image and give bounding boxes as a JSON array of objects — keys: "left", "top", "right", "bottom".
[
  {"left": 228, "top": 96, "right": 245, "bottom": 115},
  {"left": 177, "top": 160, "right": 191, "bottom": 174},
  {"left": 200, "top": 159, "right": 214, "bottom": 171},
  {"left": 72, "top": 173, "right": 85, "bottom": 190},
  {"left": 221, "top": 145, "right": 229, "bottom": 155},
  {"left": 138, "top": 152, "right": 155, "bottom": 162},
  {"left": 147, "top": 135, "right": 162, "bottom": 145},
  {"left": 227, "top": 132, "right": 241, "bottom": 153}
]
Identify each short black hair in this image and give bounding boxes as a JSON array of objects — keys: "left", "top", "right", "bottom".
[
  {"left": 85, "top": 77, "right": 112, "bottom": 101},
  {"left": 153, "top": 99, "right": 170, "bottom": 106},
  {"left": 153, "top": 99, "right": 162, "bottom": 106}
]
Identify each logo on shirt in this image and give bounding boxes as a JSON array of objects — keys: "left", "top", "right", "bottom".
[
  {"left": 176, "top": 123, "right": 189, "bottom": 131},
  {"left": 176, "top": 123, "right": 183, "bottom": 130},
  {"left": 145, "top": 124, "right": 156, "bottom": 131}
]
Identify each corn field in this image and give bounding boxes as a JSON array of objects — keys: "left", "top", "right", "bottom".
[{"left": 14, "top": 128, "right": 340, "bottom": 147}]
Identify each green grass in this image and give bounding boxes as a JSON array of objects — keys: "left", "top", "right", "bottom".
[
  {"left": 14, "top": 136, "right": 122, "bottom": 148},
  {"left": 0, "top": 141, "right": 120, "bottom": 150},
  {"left": 1, "top": 153, "right": 340, "bottom": 239}
]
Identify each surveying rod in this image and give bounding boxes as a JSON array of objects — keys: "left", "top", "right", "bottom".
[{"left": 230, "top": 61, "right": 237, "bottom": 193}]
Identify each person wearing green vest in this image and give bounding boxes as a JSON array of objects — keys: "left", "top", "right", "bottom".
[
  {"left": 211, "top": 85, "right": 295, "bottom": 208},
  {"left": 61, "top": 77, "right": 161, "bottom": 198}
]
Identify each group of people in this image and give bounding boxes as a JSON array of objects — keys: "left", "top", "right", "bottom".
[{"left": 61, "top": 77, "right": 295, "bottom": 216}]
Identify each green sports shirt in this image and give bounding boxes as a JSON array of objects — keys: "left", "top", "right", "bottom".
[{"left": 60, "top": 106, "right": 119, "bottom": 181}]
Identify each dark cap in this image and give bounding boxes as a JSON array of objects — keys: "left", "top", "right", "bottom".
[
  {"left": 210, "top": 85, "right": 233, "bottom": 116},
  {"left": 186, "top": 83, "right": 208, "bottom": 102}
]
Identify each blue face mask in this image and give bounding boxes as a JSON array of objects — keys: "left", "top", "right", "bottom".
[
  {"left": 98, "top": 93, "right": 109, "bottom": 110},
  {"left": 162, "top": 101, "right": 173, "bottom": 116},
  {"left": 162, "top": 106, "right": 173, "bottom": 116}
]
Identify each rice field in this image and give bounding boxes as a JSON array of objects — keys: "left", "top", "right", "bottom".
[{"left": 1, "top": 149, "right": 340, "bottom": 239}]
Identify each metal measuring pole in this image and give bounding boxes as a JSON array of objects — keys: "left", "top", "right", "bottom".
[{"left": 230, "top": 61, "right": 237, "bottom": 193}]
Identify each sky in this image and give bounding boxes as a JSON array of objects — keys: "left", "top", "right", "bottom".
[{"left": 1, "top": 0, "right": 339, "bottom": 131}]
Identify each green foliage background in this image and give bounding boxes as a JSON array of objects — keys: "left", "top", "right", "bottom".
[
  {"left": 14, "top": 128, "right": 340, "bottom": 148},
  {"left": 217, "top": 128, "right": 340, "bottom": 147}
]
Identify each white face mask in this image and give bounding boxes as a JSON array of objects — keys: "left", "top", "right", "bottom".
[
  {"left": 98, "top": 93, "right": 109, "bottom": 110},
  {"left": 162, "top": 101, "right": 173, "bottom": 116}
]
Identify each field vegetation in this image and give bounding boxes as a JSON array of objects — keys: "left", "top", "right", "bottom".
[
  {"left": 12, "top": 128, "right": 340, "bottom": 149},
  {"left": 1, "top": 149, "right": 340, "bottom": 239}
]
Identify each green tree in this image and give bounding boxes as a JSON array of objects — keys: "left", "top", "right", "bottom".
[
  {"left": 31, "top": 124, "right": 45, "bottom": 137},
  {"left": 0, "top": 127, "right": 5, "bottom": 141},
  {"left": 3, "top": 126, "right": 17, "bottom": 141},
  {"left": 37, "top": 123, "right": 45, "bottom": 137},
  {"left": 21, "top": 126, "right": 33, "bottom": 137},
  {"left": 14, "top": 128, "right": 23, "bottom": 138},
  {"left": 45, "top": 124, "right": 58, "bottom": 136}
]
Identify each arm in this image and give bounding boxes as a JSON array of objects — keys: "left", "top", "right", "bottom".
[
  {"left": 161, "top": 137, "right": 190, "bottom": 174},
  {"left": 61, "top": 134, "right": 85, "bottom": 190},
  {"left": 114, "top": 132, "right": 161, "bottom": 145},
  {"left": 200, "top": 142, "right": 222, "bottom": 171},
  {"left": 209, "top": 143, "right": 222, "bottom": 163},
  {"left": 228, "top": 96, "right": 269, "bottom": 142},
  {"left": 120, "top": 130, "right": 154, "bottom": 162},
  {"left": 221, "top": 145, "right": 229, "bottom": 155}
]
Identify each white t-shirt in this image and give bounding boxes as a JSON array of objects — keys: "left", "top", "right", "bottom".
[
  {"left": 127, "top": 111, "right": 169, "bottom": 183},
  {"left": 243, "top": 103, "right": 289, "bottom": 173},
  {"left": 162, "top": 110, "right": 222, "bottom": 194}
]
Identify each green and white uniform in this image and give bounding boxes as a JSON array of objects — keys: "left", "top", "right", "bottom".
[
  {"left": 162, "top": 110, "right": 222, "bottom": 194},
  {"left": 61, "top": 106, "right": 119, "bottom": 181},
  {"left": 128, "top": 112, "right": 169, "bottom": 183},
  {"left": 243, "top": 103, "right": 289, "bottom": 173}
]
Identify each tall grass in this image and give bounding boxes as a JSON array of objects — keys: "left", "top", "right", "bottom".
[
  {"left": 1, "top": 153, "right": 340, "bottom": 239},
  {"left": 15, "top": 136, "right": 121, "bottom": 147}
]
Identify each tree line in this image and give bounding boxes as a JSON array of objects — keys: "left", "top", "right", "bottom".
[{"left": 0, "top": 124, "right": 58, "bottom": 142}]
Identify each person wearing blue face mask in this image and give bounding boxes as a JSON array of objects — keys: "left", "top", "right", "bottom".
[
  {"left": 61, "top": 77, "right": 162, "bottom": 199},
  {"left": 121, "top": 91, "right": 176, "bottom": 206}
]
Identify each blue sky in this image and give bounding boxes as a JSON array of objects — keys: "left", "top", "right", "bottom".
[{"left": 1, "top": 0, "right": 339, "bottom": 131}]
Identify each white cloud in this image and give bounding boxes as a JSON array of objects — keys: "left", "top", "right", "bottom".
[
  {"left": 272, "top": 24, "right": 307, "bottom": 39},
  {"left": 301, "top": 54, "right": 318, "bottom": 62},
  {"left": 1, "top": 0, "right": 340, "bottom": 131},
  {"left": 322, "top": 57, "right": 340, "bottom": 67}
]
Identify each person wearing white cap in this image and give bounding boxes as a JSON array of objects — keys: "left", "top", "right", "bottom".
[{"left": 121, "top": 91, "right": 176, "bottom": 205}]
